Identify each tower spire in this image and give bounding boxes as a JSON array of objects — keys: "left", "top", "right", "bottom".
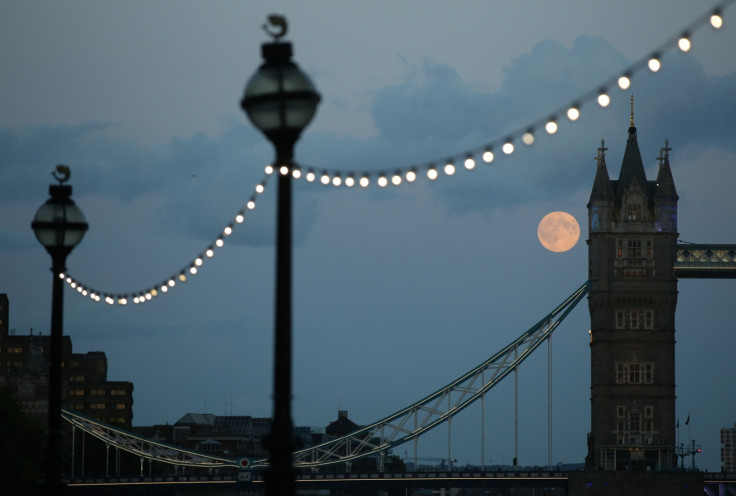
[{"left": 630, "top": 95, "right": 635, "bottom": 128}]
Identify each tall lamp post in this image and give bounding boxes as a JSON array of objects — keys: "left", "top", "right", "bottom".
[
  {"left": 31, "top": 166, "right": 88, "bottom": 495},
  {"left": 240, "top": 16, "right": 320, "bottom": 496}
]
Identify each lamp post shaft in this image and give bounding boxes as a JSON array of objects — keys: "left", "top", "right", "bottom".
[
  {"left": 268, "top": 145, "right": 296, "bottom": 496},
  {"left": 45, "top": 255, "right": 67, "bottom": 495}
]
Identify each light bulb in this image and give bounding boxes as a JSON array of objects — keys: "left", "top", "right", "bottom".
[
  {"left": 247, "top": 201, "right": 256, "bottom": 210},
  {"left": 206, "top": 248, "right": 214, "bottom": 258},
  {"left": 345, "top": 175, "right": 355, "bottom": 187},
  {"left": 464, "top": 156, "right": 476, "bottom": 170},
  {"left": 567, "top": 106, "right": 580, "bottom": 121},
  {"left": 235, "top": 214, "right": 244, "bottom": 223},
  {"left": 378, "top": 174, "right": 388, "bottom": 187},
  {"left": 711, "top": 12, "right": 723, "bottom": 29},
  {"left": 444, "top": 162, "right": 456, "bottom": 176},
  {"left": 502, "top": 141, "right": 514, "bottom": 155},
  {"left": 215, "top": 238, "right": 224, "bottom": 248},
  {"left": 359, "top": 175, "right": 370, "bottom": 188},
  {"left": 406, "top": 169, "right": 417, "bottom": 182},
  {"left": 320, "top": 173, "right": 330, "bottom": 185},
  {"left": 306, "top": 170, "right": 316, "bottom": 182},
  {"left": 427, "top": 167, "right": 438, "bottom": 180},
  {"left": 332, "top": 175, "right": 342, "bottom": 187},
  {"left": 597, "top": 93, "right": 610, "bottom": 107},
  {"left": 168, "top": 279, "right": 175, "bottom": 287},
  {"left": 195, "top": 257, "right": 203, "bottom": 266},
  {"left": 264, "top": 165, "right": 274, "bottom": 175},
  {"left": 618, "top": 76, "right": 631, "bottom": 90},
  {"left": 648, "top": 57, "right": 661, "bottom": 73},
  {"left": 291, "top": 168, "right": 302, "bottom": 179},
  {"left": 279, "top": 165, "right": 289, "bottom": 176},
  {"left": 190, "top": 266, "right": 198, "bottom": 275},
  {"left": 678, "top": 36, "right": 691, "bottom": 53},
  {"left": 482, "top": 149, "right": 494, "bottom": 163},
  {"left": 178, "top": 274, "right": 187, "bottom": 282},
  {"left": 522, "top": 131, "right": 535, "bottom": 146},
  {"left": 391, "top": 173, "right": 402, "bottom": 186},
  {"left": 545, "top": 120, "right": 558, "bottom": 135},
  {"left": 223, "top": 226, "right": 233, "bottom": 236}
]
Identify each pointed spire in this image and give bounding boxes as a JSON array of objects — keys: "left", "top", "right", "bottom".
[
  {"left": 656, "top": 139, "right": 678, "bottom": 199},
  {"left": 590, "top": 139, "right": 614, "bottom": 202},
  {"left": 615, "top": 110, "right": 649, "bottom": 206}
]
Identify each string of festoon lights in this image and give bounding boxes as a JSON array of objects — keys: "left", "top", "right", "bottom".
[{"left": 64, "top": 3, "right": 731, "bottom": 306}]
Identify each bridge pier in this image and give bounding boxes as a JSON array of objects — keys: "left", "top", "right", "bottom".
[{"left": 568, "top": 471, "right": 704, "bottom": 496}]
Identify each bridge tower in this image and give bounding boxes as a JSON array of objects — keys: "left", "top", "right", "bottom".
[{"left": 586, "top": 101, "right": 679, "bottom": 471}]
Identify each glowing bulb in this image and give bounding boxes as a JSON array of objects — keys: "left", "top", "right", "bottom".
[
  {"left": 279, "top": 165, "right": 289, "bottom": 176},
  {"left": 118, "top": 298, "right": 127, "bottom": 305},
  {"left": 502, "top": 141, "right": 514, "bottom": 155},
  {"left": 678, "top": 36, "right": 691, "bottom": 53},
  {"left": 648, "top": 57, "right": 661, "bottom": 73},
  {"left": 264, "top": 165, "right": 274, "bottom": 175},
  {"left": 134, "top": 297, "right": 140, "bottom": 304},
  {"left": 247, "top": 200, "right": 255, "bottom": 210},
  {"left": 332, "top": 175, "right": 342, "bottom": 187},
  {"left": 391, "top": 173, "right": 402, "bottom": 186},
  {"left": 195, "top": 257, "right": 203, "bottom": 266},
  {"left": 306, "top": 170, "right": 316, "bottom": 182},
  {"left": 345, "top": 175, "right": 355, "bottom": 187},
  {"left": 178, "top": 273, "right": 186, "bottom": 282},
  {"left": 70, "top": 282, "right": 77, "bottom": 289},
  {"left": 206, "top": 248, "right": 214, "bottom": 258},
  {"left": 223, "top": 226, "right": 232, "bottom": 236},
  {"left": 377, "top": 174, "right": 388, "bottom": 187},
  {"left": 161, "top": 285, "right": 168, "bottom": 293},
  {"left": 255, "top": 183, "right": 265, "bottom": 194},
  {"left": 711, "top": 12, "right": 723, "bottom": 29},
  {"left": 320, "top": 173, "right": 330, "bottom": 185},
  {"left": 291, "top": 168, "right": 301, "bottom": 179},
  {"left": 168, "top": 279, "right": 175, "bottom": 287},
  {"left": 235, "top": 214, "right": 244, "bottom": 223},
  {"left": 151, "top": 289, "right": 158, "bottom": 297},
  {"left": 406, "top": 169, "right": 417, "bottom": 182},
  {"left": 545, "top": 120, "right": 558, "bottom": 135},
  {"left": 106, "top": 296, "right": 115, "bottom": 304},
  {"left": 427, "top": 167, "right": 438, "bottom": 180},
  {"left": 360, "top": 175, "right": 370, "bottom": 187},
  {"left": 190, "top": 266, "right": 198, "bottom": 275},
  {"left": 215, "top": 238, "right": 224, "bottom": 248},
  {"left": 567, "top": 106, "right": 580, "bottom": 121},
  {"left": 464, "top": 156, "right": 476, "bottom": 170},
  {"left": 444, "top": 162, "right": 456, "bottom": 176},
  {"left": 482, "top": 149, "right": 494, "bottom": 163},
  {"left": 597, "top": 92, "right": 610, "bottom": 107},
  {"left": 522, "top": 131, "right": 535, "bottom": 146},
  {"left": 64, "top": 275, "right": 70, "bottom": 282},
  {"left": 618, "top": 75, "right": 631, "bottom": 90}
]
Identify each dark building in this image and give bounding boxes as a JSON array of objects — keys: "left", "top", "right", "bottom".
[
  {"left": 0, "top": 293, "right": 134, "bottom": 426},
  {"left": 586, "top": 106, "right": 679, "bottom": 471}
]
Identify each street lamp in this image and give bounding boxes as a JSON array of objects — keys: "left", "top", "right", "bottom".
[
  {"left": 240, "top": 16, "right": 320, "bottom": 496},
  {"left": 31, "top": 165, "right": 88, "bottom": 495}
]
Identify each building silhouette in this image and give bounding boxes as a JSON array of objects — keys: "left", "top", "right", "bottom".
[
  {"left": 0, "top": 293, "right": 134, "bottom": 426},
  {"left": 586, "top": 104, "right": 679, "bottom": 471},
  {"left": 722, "top": 423, "right": 736, "bottom": 473}
]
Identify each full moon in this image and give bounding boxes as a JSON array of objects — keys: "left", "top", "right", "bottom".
[{"left": 537, "top": 211, "right": 581, "bottom": 252}]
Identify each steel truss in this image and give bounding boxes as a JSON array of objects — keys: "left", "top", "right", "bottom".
[
  {"left": 62, "top": 281, "right": 589, "bottom": 471},
  {"left": 277, "top": 281, "right": 589, "bottom": 469},
  {"left": 61, "top": 409, "right": 239, "bottom": 469}
]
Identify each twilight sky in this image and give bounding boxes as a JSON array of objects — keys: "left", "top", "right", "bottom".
[{"left": 2, "top": 1, "right": 736, "bottom": 471}]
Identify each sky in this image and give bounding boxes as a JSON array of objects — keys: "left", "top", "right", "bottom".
[{"left": 2, "top": 0, "right": 736, "bottom": 471}]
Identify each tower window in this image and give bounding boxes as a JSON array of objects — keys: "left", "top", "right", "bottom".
[
  {"left": 629, "top": 363, "right": 641, "bottom": 384},
  {"left": 627, "top": 240, "right": 642, "bottom": 258},
  {"left": 626, "top": 203, "right": 642, "bottom": 221},
  {"left": 629, "top": 412, "right": 641, "bottom": 433}
]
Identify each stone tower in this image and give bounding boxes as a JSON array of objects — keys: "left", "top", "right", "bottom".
[{"left": 586, "top": 102, "right": 679, "bottom": 471}]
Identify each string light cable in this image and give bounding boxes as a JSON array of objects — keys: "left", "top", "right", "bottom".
[
  {"left": 62, "top": 171, "right": 274, "bottom": 306},
  {"left": 64, "top": 2, "right": 731, "bottom": 306}
]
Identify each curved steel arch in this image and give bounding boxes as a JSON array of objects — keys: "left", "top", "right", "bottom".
[
  {"left": 62, "top": 281, "right": 588, "bottom": 471},
  {"left": 61, "top": 408, "right": 239, "bottom": 469},
  {"left": 256, "top": 280, "right": 589, "bottom": 468}
]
